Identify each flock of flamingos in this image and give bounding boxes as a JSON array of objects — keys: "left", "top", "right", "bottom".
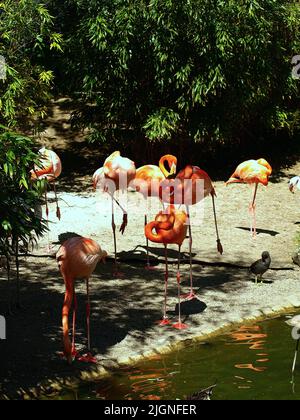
[{"left": 30, "top": 147, "right": 300, "bottom": 364}]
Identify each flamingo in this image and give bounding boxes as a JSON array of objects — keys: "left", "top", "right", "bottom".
[
  {"left": 286, "top": 315, "right": 300, "bottom": 374},
  {"left": 93, "top": 151, "right": 136, "bottom": 275},
  {"left": 133, "top": 155, "right": 177, "bottom": 269},
  {"left": 289, "top": 176, "right": 300, "bottom": 193},
  {"left": 226, "top": 159, "right": 272, "bottom": 238},
  {"left": 56, "top": 237, "right": 107, "bottom": 364},
  {"left": 31, "top": 147, "right": 62, "bottom": 221},
  {"left": 159, "top": 165, "right": 223, "bottom": 300},
  {"left": 145, "top": 205, "right": 189, "bottom": 330}
]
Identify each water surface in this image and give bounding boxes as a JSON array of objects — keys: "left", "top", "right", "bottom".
[{"left": 55, "top": 313, "right": 300, "bottom": 400}]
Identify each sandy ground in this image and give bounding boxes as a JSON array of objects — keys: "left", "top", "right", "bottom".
[
  {"left": 1, "top": 163, "right": 300, "bottom": 399},
  {"left": 1, "top": 100, "right": 300, "bottom": 399}
]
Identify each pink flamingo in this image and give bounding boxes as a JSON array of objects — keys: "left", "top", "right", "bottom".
[
  {"left": 31, "top": 147, "right": 62, "bottom": 220},
  {"left": 226, "top": 159, "right": 272, "bottom": 238},
  {"left": 93, "top": 151, "right": 136, "bottom": 275},
  {"left": 145, "top": 206, "right": 189, "bottom": 330},
  {"left": 133, "top": 155, "right": 177, "bottom": 269},
  {"left": 56, "top": 237, "right": 107, "bottom": 364},
  {"left": 160, "top": 165, "right": 223, "bottom": 300}
]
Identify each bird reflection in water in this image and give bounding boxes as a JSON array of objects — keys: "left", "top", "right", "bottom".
[
  {"left": 228, "top": 325, "right": 269, "bottom": 387},
  {"left": 126, "top": 365, "right": 172, "bottom": 400}
]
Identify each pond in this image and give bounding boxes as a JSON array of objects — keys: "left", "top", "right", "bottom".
[{"left": 54, "top": 313, "right": 300, "bottom": 400}]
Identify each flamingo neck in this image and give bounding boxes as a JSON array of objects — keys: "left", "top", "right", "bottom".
[{"left": 159, "top": 157, "right": 171, "bottom": 178}]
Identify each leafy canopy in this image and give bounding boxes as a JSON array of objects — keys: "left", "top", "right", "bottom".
[
  {"left": 49, "top": 0, "right": 300, "bottom": 145},
  {"left": 0, "top": 0, "right": 63, "bottom": 127},
  {"left": 0, "top": 129, "right": 47, "bottom": 257}
]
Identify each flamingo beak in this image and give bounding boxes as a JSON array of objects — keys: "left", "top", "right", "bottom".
[
  {"left": 170, "top": 163, "right": 177, "bottom": 176},
  {"left": 30, "top": 169, "right": 37, "bottom": 180}
]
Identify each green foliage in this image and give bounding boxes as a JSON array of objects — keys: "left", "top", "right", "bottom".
[
  {"left": 0, "top": 129, "right": 47, "bottom": 258},
  {"left": 0, "top": 0, "right": 63, "bottom": 127},
  {"left": 48, "top": 0, "right": 300, "bottom": 145}
]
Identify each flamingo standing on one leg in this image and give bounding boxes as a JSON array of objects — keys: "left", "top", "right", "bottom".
[
  {"left": 56, "top": 237, "right": 107, "bottom": 364},
  {"left": 160, "top": 165, "right": 223, "bottom": 300},
  {"left": 93, "top": 151, "right": 136, "bottom": 275},
  {"left": 226, "top": 159, "right": 272, "bottom": 238},
  {"left": 133, "top": 155, "right": 177, "bottom": 269},
  {"left": 145, "top": 205, "right": 189, "bottom": 330}
]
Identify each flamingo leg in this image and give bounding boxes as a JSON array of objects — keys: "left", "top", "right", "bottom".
[
  {"left": 145, "top": 214, "right": 156, "bottom": 271},
  {"left": 44, "top": 189, "right": 51, "bottom": 252},
  {"left": 111, "top": 195, "right": 118, "bottom": 269},
  {"left": 159, "top": 245, "right": 171, "bottom": 326},
  {"left": 173, "top": 246, "right": 188, "bottom": 330},
  {"left": 108, "top": 192, "right": 128, "bottom": 235},
  {"left": 15, "top": 238, "right": 21, "bottom": 309},
  {"left": 211, "top": 194, "right": 224, "bottom": 255},
  {"left": 52, "top": 180, "right": 61, "bottom": 221},
  {"left": 145, "top": 214, "right": 150, "bottom": 269},
  {"left": 292, "top": 339, "right": 300, "bottom": 374},
  {"left": 86, "top": 278, "right": 91, "bottom": 351},
  {"left": 77, "top": 278, "right": 97, "bottom": 364},
  {"left": 182, "top": 205, "right": 197, "bottom": 301},
  {"left": 6, "top": 256, "right": 13, "bottom": 315},
  {"left": 71, "top": 285, "right": 78, "bottom": 356},
  {"left": 249, "top": 184, "right": 258, "bottom": 238},
  {"left": 110, "top": 194, "right": 125, "bottom": 277}
]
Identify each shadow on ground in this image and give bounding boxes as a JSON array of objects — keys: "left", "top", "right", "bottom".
[{"left": 0, "top": 245, "right": 252, "bottom": 399}]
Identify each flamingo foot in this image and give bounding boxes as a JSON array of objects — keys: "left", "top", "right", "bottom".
[
  {"left": 145, "top": 265, "right": 157, "bottom": 271},
  {"left": 119, "top": 214, "right": 128, "bottom": 235},
  {"left": 157, "top": 318, "right": 171, "bottom": 327},
  {"left": 71, "top": 347, "right": 79, "bottom": 358},
  {"left": 173, "top": 322, "right": 188, "bottom": 330},
  {"left": 58, "top": 352, "right": 74, "bottom": 364},
  {"left": 113, "top": 270, "right": 125, "bottom": 279},
  {"left": 77, "top": 353, "right": 97, "bottom": 364},
  {"left": 181, "top": 291, "right": 197, "bottom": 301}
]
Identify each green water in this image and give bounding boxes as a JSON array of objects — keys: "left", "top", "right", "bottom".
[{"left": 58, "top": 313, "right": 300, "bottom": 400}]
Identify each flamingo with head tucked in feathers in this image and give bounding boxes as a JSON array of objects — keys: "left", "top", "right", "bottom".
[
  {"left": 93, "top": 151, "right": 136, "bottom": 276},
  {"left": 226, "top": 159, "right": 272, "bottom": 238},
  {"left": 145, "top": 205, "right": 189, "bottom": 330},
  {"left": 133, "top": 155, "right": 177, "bottom": 269},
  {"left": 56, "top": 237, "right": 107, "bottom": 364}
]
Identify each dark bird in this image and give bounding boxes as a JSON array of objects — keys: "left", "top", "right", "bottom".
[
  {"left": 186, "top": 384, "right": 216, "bottom": 401},
  {"left": 250, "top": 251, "right": 271, "bottom": 284}
]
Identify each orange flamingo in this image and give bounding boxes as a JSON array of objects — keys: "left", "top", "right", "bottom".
[
  {"left": 145, "top": 206, "right": 188, "bottom": 330},
  {"left": 226, "top": 159, "right": 272, "bottom": 238},
  {"left": 31, "top": 147, "right": 62, "bottom": 220},
  {"left": 159, "top": 165, "right": 223, "bottom": 300},
  {"left": 133, "top": 155, "right": 177, "bottom": 269},
  {"left": 56, "top": 237, "right": 107, "bottom": 364},
  {"left": 93, "top": 151, "right": 136, "bottom": 275}
]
